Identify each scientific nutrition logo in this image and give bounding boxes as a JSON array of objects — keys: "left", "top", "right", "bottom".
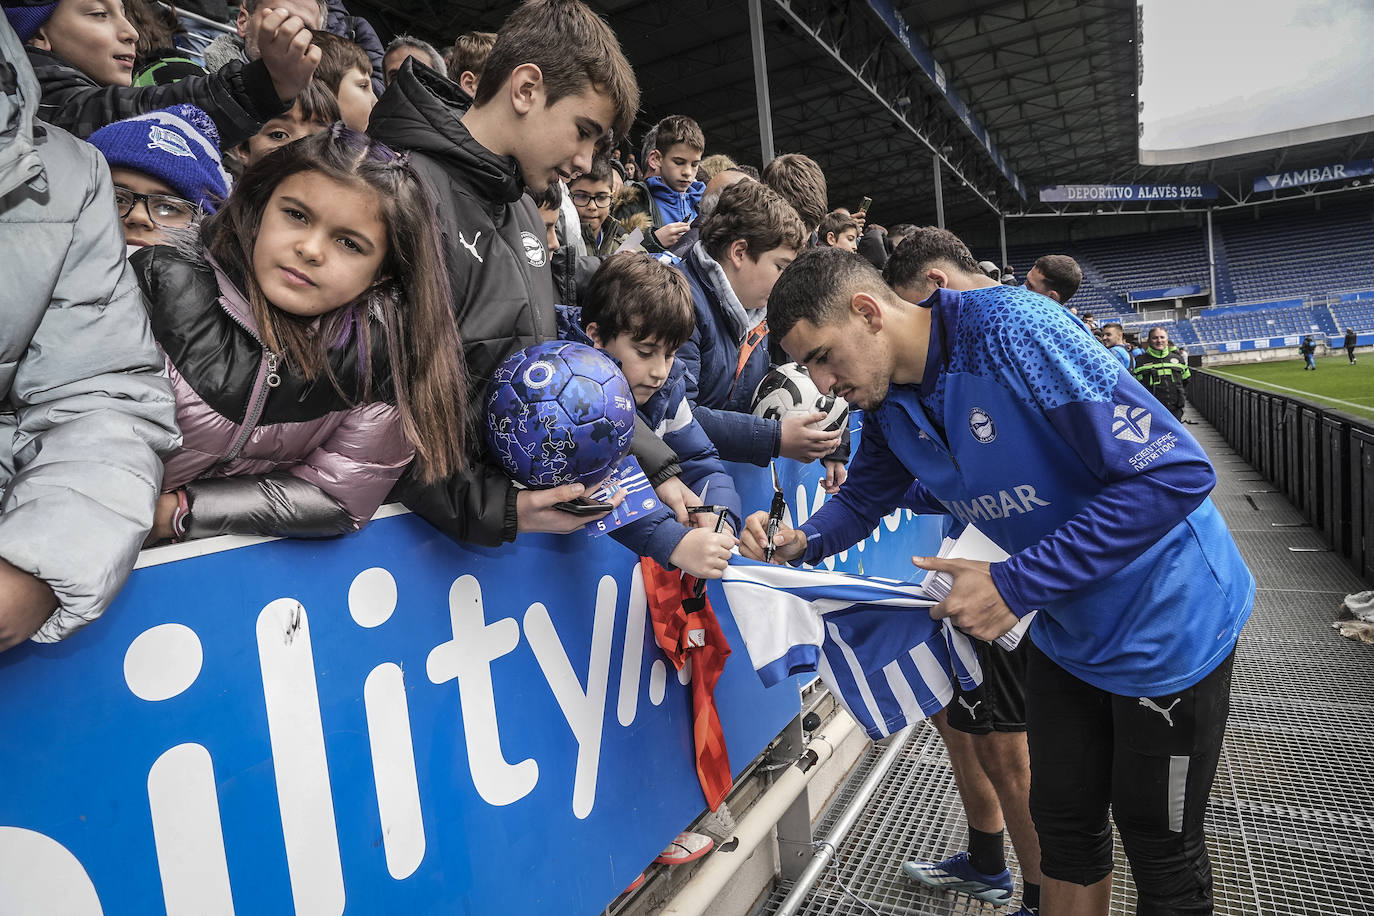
[{"left": 1112, "top": 404, "right": 1152, "bottom": 444}]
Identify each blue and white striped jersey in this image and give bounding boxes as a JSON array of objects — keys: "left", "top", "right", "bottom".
[{"left": 721, "top": 558, "right": 982, "bottom": 739}]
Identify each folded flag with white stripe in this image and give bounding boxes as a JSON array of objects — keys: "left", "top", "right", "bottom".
[{"left": 721, "top": 558, "right": 983, "bottom": 740}]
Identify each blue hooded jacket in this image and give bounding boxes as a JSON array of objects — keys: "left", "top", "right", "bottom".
[
  {"left": 557, "top": 306, "right": 740, "bottom": 566},
  {"left": 800, "top": 285, "right": 1253, "bottom": 696},
  {"left": 645, "top": 175, "right": 705, "bottom": 225},
  {"left": 674, "top": 243, "right": 780, "bottom": 466}
]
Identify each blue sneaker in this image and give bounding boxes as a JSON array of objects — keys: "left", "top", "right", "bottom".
[{"left": 900, "top": 851, "right": 1014, "bottom": 904}]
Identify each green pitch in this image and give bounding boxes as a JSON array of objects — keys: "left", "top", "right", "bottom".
[{"left": 1203, "top": 353, "right": 1374, "bottom": 422}]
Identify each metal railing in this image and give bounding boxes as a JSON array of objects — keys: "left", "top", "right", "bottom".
[{"left": 1190, "top": 371, "right": 1374, "bottom": 583}]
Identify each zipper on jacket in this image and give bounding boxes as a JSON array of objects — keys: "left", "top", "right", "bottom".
[
  {"left": 223, "top": 348, "right": 281, "bottom": 464},
  {"left": 212, "top": 291, "right": 283, "bottom": 464}
]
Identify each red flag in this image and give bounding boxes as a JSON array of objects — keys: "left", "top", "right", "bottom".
[{"left": 640, "top": 559, "right": 733, "bottom": 811}]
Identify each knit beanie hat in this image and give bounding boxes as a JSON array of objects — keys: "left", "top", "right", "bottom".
[
  {"left": 3, "top": 0, "right": 60, "bottom": 43},
  {"left": 87, "top": 105, "right": 232, "bottom": 212}
]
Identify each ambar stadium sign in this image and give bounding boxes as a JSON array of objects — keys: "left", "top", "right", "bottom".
[
  {"left": 1252, "top": 159, "right": 1374, "bottom": 193},
  {"left": 1039, "top": 184, "right": 1219, "bottom": 203}
]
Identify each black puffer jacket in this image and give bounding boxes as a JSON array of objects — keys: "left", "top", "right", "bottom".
[
  {"left": 369, "top": 59, "right": 679, "bottom": 546},
  {"left": 26, "top": 46, "right": 286, "bottom": 145}
]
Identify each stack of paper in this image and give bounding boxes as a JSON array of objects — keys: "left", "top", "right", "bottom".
[{"left": 919, "top": 524, "right": 1037, "bottom": 651}]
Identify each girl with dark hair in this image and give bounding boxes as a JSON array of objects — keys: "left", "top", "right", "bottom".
[{"left": 131, "top": 125, "right": 469, "bottom": 543}]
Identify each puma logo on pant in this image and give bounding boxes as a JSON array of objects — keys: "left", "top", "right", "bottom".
[
  {"left": 957, "top": 696, "right": 982, "bottom": 717},
  {"left": 1138, "top": 696, "right": 1181, "bottom": 727}
]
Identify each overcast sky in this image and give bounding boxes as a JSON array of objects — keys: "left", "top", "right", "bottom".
[{"left": 1139, "top": 0, "right": 1374, "bottom": 156}]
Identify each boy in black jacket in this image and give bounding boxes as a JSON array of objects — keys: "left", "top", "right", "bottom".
[
  {"left": 370, "top": 0, "right": 685, "bottom": 546},
  {"left": 5, "top": 0, "right": 318, "bottom": 144}
]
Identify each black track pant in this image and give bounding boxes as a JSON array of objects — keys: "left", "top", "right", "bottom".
[{"left": 1024, "top": 641, "right": 1235, "bottom": 915}]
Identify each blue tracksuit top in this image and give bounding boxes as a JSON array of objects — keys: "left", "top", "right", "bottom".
[
  {"left": 799, "top": 285, "right": 1253, "bottom": 696},
  {"left": 556, "top": 306, "right": 740, "bottom": 565}
]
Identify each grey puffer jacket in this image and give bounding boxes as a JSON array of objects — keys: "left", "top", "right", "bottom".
[{"left": 0, "top": 17, "right": 180, "bottom": 642}]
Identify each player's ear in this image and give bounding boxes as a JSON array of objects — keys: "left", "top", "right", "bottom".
[
  {"left": 585, "top": 321, "right": 604, "bottom": 347},
  {"left": 927, "top": 267, "right": 948, "bottom": 289},
  {"left": 852, "top": 291, "right": 883, "bottom": 330}
]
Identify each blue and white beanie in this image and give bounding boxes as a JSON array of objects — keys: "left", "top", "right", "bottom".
[
  {"left": 87, "top": 105, "right": 232, "bottom": 213},
  {"left": 3, "top": 0, "right": 60, "bottom": 43}
]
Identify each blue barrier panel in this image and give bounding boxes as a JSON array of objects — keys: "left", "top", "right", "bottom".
[{"left": 0, "top": 459, "right": 942, "bottom": 915}]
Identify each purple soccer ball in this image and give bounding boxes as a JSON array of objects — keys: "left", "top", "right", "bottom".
[{"left": 484, "top": 341, "right": 637, "bottom": 489}]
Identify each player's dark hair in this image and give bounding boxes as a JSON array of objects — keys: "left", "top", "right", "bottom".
[
  {"left": 768, "top": 246, "right": 889, "bottom": 341},
  {"left": 1033, "top": 254, "right": 1082, "bottom": 303},
  {"left": 581, "top": 252, "right": 695, "bottom": 352},
  {"left": 883, "top": 226, "right": 981, "bottom": 290},
  {"left": 699, "top": 180, "right": 806, "bottom": 263},
  {"left": 473, "top": 0, "right": 639, "bottom": 143}
]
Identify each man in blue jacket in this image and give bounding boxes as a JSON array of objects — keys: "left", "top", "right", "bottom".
[{"left": 743, "top": 243, "right": 1254, "bottom": 916}]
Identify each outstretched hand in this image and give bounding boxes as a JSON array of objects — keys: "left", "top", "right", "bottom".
[
  {"left": 821, "top": 458, "right": 848, "bottom": 494},
  {"left": 516, "top": 482, "right": 625, "bottom": 535},
  {"left": 779, "top": 411, "right": 843, "bottom": 462},
  {"left": 654, "top": 475, "right": 701, "bottom": 524},
  {"left": 912, "top": 555, "right": 1019, "bottom": 641},
  {"left": 654, "top": 221, "right": 691, "bottom": 248}
]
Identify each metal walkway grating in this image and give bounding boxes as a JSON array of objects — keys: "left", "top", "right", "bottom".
[{"left": 757, "top": 409, "right": 1374, "bottom": 916}]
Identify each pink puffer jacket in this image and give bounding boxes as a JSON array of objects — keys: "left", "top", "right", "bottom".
[{"left": 133, "top": 244, "right": 414, "bottom": 539}]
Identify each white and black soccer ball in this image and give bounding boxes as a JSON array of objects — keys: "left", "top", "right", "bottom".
[{"left": 751, "top": 362, "right": 850, "bottom": 433}]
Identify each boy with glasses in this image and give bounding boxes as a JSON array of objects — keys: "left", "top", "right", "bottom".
[
  {"left": 569, "top": 156, "right": 621, "bottom": 255},
  {"left": 86, "top": 104, "right": 231, "bottom": 249}
]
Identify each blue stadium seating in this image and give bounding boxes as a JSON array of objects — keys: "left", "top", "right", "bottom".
[
  {"left": 981, "top": 198, "right": 1374, "bottom": 352},
  {"left": 1220, "top": 203, "right": 1374, "bottom": 304}
]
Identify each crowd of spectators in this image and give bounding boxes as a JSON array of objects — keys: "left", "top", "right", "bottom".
[{"left": 0, "top": 0, "right": 1243, "bottom": 909}]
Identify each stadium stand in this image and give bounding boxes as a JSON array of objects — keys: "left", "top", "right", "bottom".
[
  {"left": 1219, "top": 200, "right": 1374, "bottom": 304},
  {"left": 980, "top": 200, "right": 1374, "bottom": 354}
]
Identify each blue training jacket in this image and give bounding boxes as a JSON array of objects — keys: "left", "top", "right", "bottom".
[
  {"left": 800, "top": 285, "right": 1254, "bottom": 696},
  {"left": 556, "top": 306, "right": 740, "bottom": 566}
]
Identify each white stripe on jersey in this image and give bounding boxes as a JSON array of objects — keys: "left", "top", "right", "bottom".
[{"left": 721, "top": 558, "right": 983, "bottom": 739}]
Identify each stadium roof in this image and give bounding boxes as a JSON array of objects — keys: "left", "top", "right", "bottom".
[{"left": 351, "top": 0, "right": 1374, "bottom": 230}]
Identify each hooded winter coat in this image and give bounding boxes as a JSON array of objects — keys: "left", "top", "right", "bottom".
[
  {"left": 368, "top": 59, "right": 680, "bottom": 546},
  {"left": 131, "top": 244, "right": 413, "bottom": 539},
  {"left": 0, "top": 16, "right": 180, "bottom": 642}
]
